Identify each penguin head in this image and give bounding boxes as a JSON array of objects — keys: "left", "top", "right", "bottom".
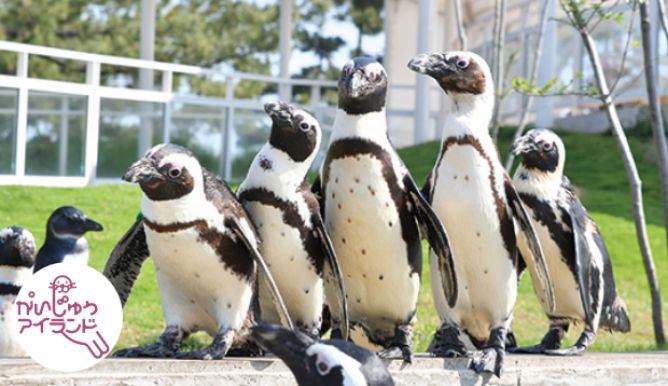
[
  {"left": 338, "top": 57, "right": 388, "bottom": 115},
  {"left": 252, "top": 324, "right": 394, "bottom": 386},
  {"left": 408, "top": 51, "right": 493, "bottom": 98},
  {"left": 265, "top": 101, "right": 321, "bottom": 163},
  {"left": 0, "top": 226, "right": 36, "bottom": 267},
  {"left": 512, "top": 129, "right": 565, "bottom": 174},
  {"left": 46, "top": 206, "right": 103, "bottom": 240},
  {"left": 123, "top": 144, "right": 203, "bottom": 201}
]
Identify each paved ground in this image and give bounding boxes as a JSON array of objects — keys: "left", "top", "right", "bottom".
[{"left": 1, "top": 353, "right": 667, "bottom": 385}]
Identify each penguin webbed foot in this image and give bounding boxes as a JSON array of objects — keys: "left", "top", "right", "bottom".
[
  {"left": 510, "top": 322, "right": 567, "bottom": 354},
  {"left": 469, "top": 346, "right": 504, "bottom": 378},
  {"left": 543, "top": 328, "right": 594, "bottom": 356},
  {"left": 377, "top": 345, "right": 413, "bottom": 364},
  {"left": 428, "top": 323, "right": 467, "bottom": 358},
  {"left": 175, "top": 327, "right": 235, "bottom": 360},
  {"left": 114, "top": 325, "right": 183, "bottom": 358},
  {"left": 469, "top": 326, "right": 506, "bottom": 378}
]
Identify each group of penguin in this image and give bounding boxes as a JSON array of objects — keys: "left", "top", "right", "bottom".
[
  {"left": 0, "top": 206, "right": 103, "bottom": 356},
  {"left": 0, "top": 50, "right": 631, "bottom": 385}
]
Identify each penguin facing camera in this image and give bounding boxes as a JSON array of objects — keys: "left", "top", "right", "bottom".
[
  {"left": 0, "top": 226, "right": 36, "bottom": 356},
  {"left": 511, "top": 128, "right": 630, "bottom": 355},
  {"left": 33, "top": 206, "right": 103, "bottom": 273},
  {"left": 252, "top": 323, "right": 395, "bottom": 386},
  {"left": 314, "top": 56, "right": 457, "bottom": 364},
  {"left": 238, "top": 101, "right": 349, "bottom": 339}
]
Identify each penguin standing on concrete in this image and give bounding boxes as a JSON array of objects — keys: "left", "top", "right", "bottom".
[
  {"left": 105, "top": 143, "right": 292, "bottom": 359},
  {"left": 315, "top": 57, "right": 457, "bottom": 363},
  {"left": 253, "top": 323, "right": 395, "bottom": 386},
  {"left": 33, "top": 206, "right": 103, "bottom": 273},
  {"left": 0, "top": 226, "right": 36, "bottom": 356},
  {"left": 238, "top": 102, "right": 348, "bottom": 339},
  {"left": 408, "top": 51, "right": 554, "bottom": 376},
  {"left": 511, "top": 129, "right": 630, "bottom": 354}
]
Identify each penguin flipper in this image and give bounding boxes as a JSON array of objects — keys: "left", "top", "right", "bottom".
[
  {"left": 225, "top": 217, "right": 294, "bottom": 330},
  {"left": 311, "top": 211, "right": 350, "bottom": 340},
  {"left": 311, "top": 175, "right": 324, "bottom": 215},
  {"left": 103, "top": 217, "right": 150, "bottom": 307},
  {"left": 566, "top": 193, "right": 596, "bottom": 326},
  {"left": 403, "top": 174, "right": 457, "bottom": 308},
  {"left": 504, "top": 175, "right": 556, "bottom": 313}
]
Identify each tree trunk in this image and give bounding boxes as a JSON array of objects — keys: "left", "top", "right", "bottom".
[
  {"left": 571, "top": 2, "right": 666, "bottom": 346},
  {"left": 505, "top": 0, "right": 553, "bottom": 170},
  {"left": 657, "top": 0, "right": 668, "bottom": 40},
  {"left": 490, "top": 0, "right": 507, "bottom": 143},
  {"left": 453, "top": 0, "right": 468, "bottom": 50}
]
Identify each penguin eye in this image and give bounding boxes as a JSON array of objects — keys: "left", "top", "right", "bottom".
[
  {"left": 299, "top": 122, "right": 310, "bottom": 132},
  {"left": 316, "top": 361, "right": 330, "bottom": 375},
  {"left": 456, "top": 58, "right": 469, "bottom": 69},
  {"left": 169, "top": 168, "right": 182, "bottom": 178},
  {"left": 542, "top": 142, "right": 553, "bottom": 151}
]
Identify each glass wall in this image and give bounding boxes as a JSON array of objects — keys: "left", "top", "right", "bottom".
[
  {"left": 25, "top": 92, "right": 86, "bottom": 176},
  {"left": 170, "top": 103, "right": 225, "bottom": 175},
  {"left": 98, "top": 99, "right": 164, "bottom": 179},
  {"left": 0, "top": 88, "right": 17, "bottom": 175},
  {"left": 231, "top": 108, "right": 271, "bottom": 181}
]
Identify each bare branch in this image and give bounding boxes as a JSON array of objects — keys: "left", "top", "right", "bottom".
[
  {"left": 609, "top": 1, "right": 638, "bottom": 95},
  {"left": 505, "top": 0, "right": 554, "bottom": 170},
  {"left": 453, "top": 0, "right": 468, "bottom": 50},
  {"left": 490, "top": 0, "right": 508, "bottom": 142},
  {"left": 658, "top": 0, "right": 668, "bottom": 40}
]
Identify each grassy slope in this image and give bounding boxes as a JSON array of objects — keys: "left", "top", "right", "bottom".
[{"left": 0, "top": 128, "right": 666, "bottom": 351}]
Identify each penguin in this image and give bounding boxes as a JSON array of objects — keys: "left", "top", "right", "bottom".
[
  {"left": 104, "top": 143, "right": 292, "bottom": 359},
  {"left": 314, "top": 57, "right": 457, "bottom": 363},
  {"left": 237, "top": 101, "right": 349, "bottom": 339},
  {"left": 33, "top": 206, "right": 103, "bottom": 273},
  {"left": 252, "top": 323, "right": 395, "bottom": 386},
  {"left": 0, "top": 226, "right": 36, "bottom": 356},
  {"left": 511, "top": 128, "right": 630, "bottom": 355},
  {"left": 407, "top": 51, "right": 554, "bottom": 376}
]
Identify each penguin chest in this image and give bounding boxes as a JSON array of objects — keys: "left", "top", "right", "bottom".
[
  {"left": 0, "top": 296, "right": 24, "bottom": 357},
  {"left": 62, "top": 238, "right": 90, "bottom": 266},
  {"left": 430, "top": 144, "right": 516, "bottom": 336},
  {"left": 324, "top": 155, "right": 419, "bottom": 329},
  {"left": 244, "top": 201, "right": 323, "bottom": 329},
  {"left": 145, "top": 226, "right": 253, "bottom": 334}
]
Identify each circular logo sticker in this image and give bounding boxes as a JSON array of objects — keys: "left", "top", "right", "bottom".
[{"left": 13, "top": 263, "right": 123, "bottom": 372}]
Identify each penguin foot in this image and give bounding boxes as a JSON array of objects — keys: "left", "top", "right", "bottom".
[
  {"left": 377, "top": 345, "right": 413, "bottom": 364},
  {"left": 114, "top": 343, "right": 177, "bottom": 358},
  {"left": 428, "top": 323, "right": 467, "bottom": 358},
  {"left": 509, "top": 344, "right": 548, "bottom": 354},
  {"left": 469, "top": 347, "right": 504, "bottom": 377},
  {"left": 174, "top": 327, "right": 235, "bottom": 360},
  {"left": 543, "top": 345, "right": 587, "bottom": 356}
]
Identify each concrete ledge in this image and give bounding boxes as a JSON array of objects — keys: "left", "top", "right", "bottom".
[{"left": 1, "top": 353, "right": 667, "bottom": 385}]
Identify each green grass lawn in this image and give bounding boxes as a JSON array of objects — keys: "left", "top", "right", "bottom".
[{"left": 1, "top": 127, "right": 667, "bottom": 352}]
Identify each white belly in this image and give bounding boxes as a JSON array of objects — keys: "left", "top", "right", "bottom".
[
  {"left": 145, "top": 226, "right": 253, "bottom": 335},
  {"left": 324, "top": 155, "right": 419, "bottom": 333},
  {"left": 245, "top": 202, "right": 323, "bottom": 330},
  {"left": 0, "top": 296, "right": 25, "bottom": 357},
  {"left": 430, "top": 145, "right": 516, "bottom": 342}
]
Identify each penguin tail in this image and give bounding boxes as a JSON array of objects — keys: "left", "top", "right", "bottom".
[{"left": 599, "top": 296, "right": 631, "bottom": 333}]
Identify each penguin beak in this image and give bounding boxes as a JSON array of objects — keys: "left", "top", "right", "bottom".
[
  {"left": 345, "top": 68, "right": 368, "bottom": 99},
  {"left": 123, "top": 158, "right": 163, "bottom": 185},
  {"left": 408, "top": 52, "right": 454, "bottom": 79},
  {"left": 252, "top": 324, "right": 314, "bottom": 369},
  {"left": 264, "top": 102, "right": 294, "bottom": 127},
  {"left": 83, "top": 218, "right": 104, "bottom": 233},
  {"left": 510, "top": 135, "right": 537, "bottom": 155}
]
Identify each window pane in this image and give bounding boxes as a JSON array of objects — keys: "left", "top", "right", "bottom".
[
  {"left": 25, "top": 92, "right": 86, "bottom": 176},
  {"left": 98, "top": 99, "right": 164, "bottom": 179},
  {"left": 0, "top": 88, "right": 17, "bottom": 175},
  {"left": 170, "top": 103, "right": 225, "bottom": 175},
  {"left": 231, "top": 108, "right": 271, "bottom": 182}
]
